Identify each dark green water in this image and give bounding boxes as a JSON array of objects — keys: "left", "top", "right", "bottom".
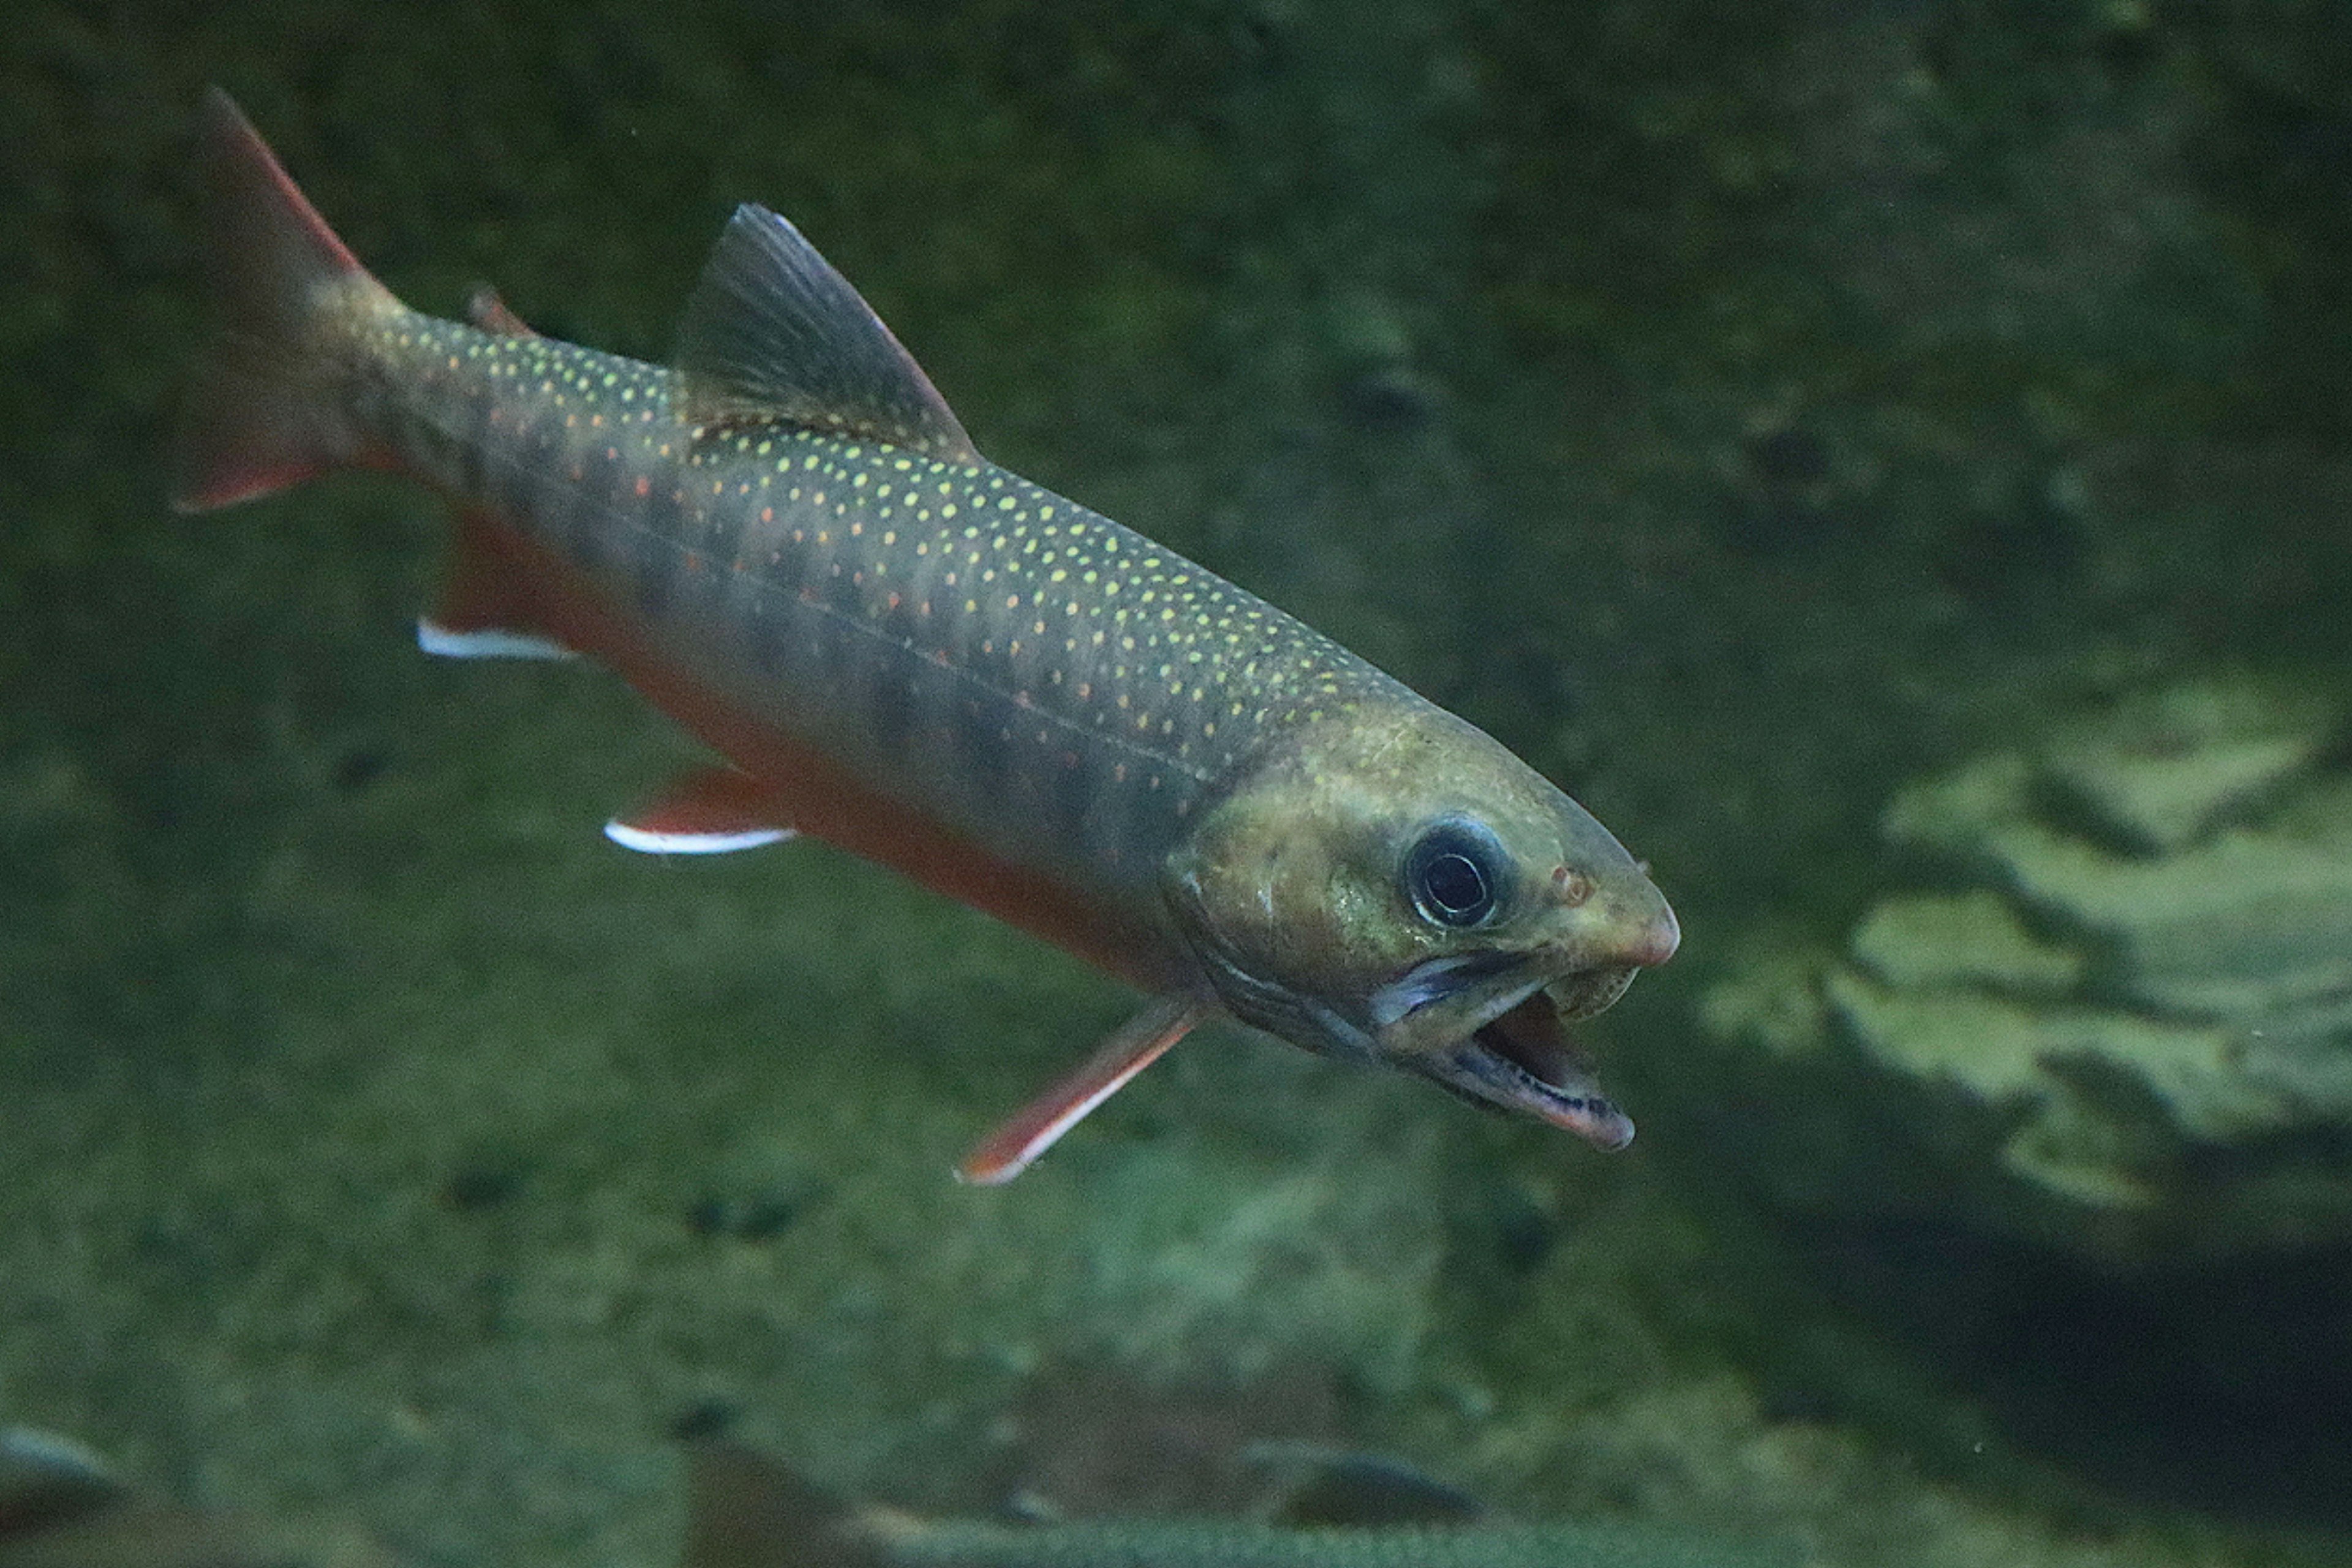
[{"left": 7, "top": 3, "right": 2352, "bottom": 1565}]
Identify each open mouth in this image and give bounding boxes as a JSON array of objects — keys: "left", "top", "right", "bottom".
[
  {"left": 1448, "top": 981, "right": 1636, "bottom": 1150},
  {"left": 1357, "top": 944, "right": 1648, "bottom": 1150},
  {"left": 1371, "top": 962, "right": 1638, "bottom": 1152}
]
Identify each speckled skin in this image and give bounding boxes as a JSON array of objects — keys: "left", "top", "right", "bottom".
[{"left": 361, "top": 314, "right": 1412, "bottom": 925}]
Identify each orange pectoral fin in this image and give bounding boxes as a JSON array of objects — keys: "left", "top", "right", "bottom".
[{"left": 957, "top": 995, "right": 1207, "bottom": 1185}]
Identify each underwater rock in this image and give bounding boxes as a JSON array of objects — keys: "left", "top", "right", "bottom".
[{"left": 1702, "top": 674, "right": 2352, "bottom": 1264}]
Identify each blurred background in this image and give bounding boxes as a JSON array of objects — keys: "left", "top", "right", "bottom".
[{"left": 6, "top": 1, "right": 2352, "bottom": 1564}]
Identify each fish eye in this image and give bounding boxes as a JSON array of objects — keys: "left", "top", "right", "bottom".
[{"left": 1404, "top": 820, "right": 1509, "bottom": 929}]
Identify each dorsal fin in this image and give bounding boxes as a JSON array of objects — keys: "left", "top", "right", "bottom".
[{"left": 673, "top": 204, "right": 979, "bottom": 464}]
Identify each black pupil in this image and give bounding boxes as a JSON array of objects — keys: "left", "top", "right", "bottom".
[
  {"left": 1411, "top": 846, "right": 1495, "bottom": 928},
  {"left": 1423, "top": 853, "right": 1487, "bottom": 916},
  {"left": 1406, "top": 821, "right": 1507, "bottom": 927}
]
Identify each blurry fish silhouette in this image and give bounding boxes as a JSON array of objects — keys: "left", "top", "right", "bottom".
[
  {"left": 680, "top": 1439, "right": 1806, "bottom": 1568},
  {"left": 176, "top": 91, "right": 1679, "bottom": 1180},
  {"left": 0, "top": 1428, "right": 396, "bottom": 1568}
]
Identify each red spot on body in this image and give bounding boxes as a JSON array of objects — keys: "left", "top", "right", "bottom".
[
  {"left": 633, "top": 476, "right": 652, "bottom": 498},
  {"left": 887, "top": 592, "right": 902, "bottom": 609},
  {"left": 761, "top": 507, "right": 774, "bottom": 523}
]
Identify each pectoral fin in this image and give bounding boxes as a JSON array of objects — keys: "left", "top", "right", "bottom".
[{"left": 957, "top": 996, "right": 1205, "bottom": 1185}]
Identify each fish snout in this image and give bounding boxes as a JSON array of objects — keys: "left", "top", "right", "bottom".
[
  {"left": 1542, "top": 880, "right": 1675, "bottom": 1023},
  {"left": 1618, "top": 891, "right": 1679, "bottom": 969},
  {"left": 1573, "top": 865, "right": 1677, "bottom": 971}
]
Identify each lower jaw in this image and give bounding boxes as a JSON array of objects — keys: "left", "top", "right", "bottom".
[{"left": 1457, "top": 989, "right": 1635, "bottom": 1151}]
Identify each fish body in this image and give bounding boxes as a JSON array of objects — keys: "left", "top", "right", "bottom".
[
  {"left": 685, "top": 1442, "right": 1802, "bottom": 1568},
  {"left": 846, "top": 1517, "right": 1790, "bottom": 1568},
  {"left": 176, "top": 91, "right": 1679, "bottom": 1177}
]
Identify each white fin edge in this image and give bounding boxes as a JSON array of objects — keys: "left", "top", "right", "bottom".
[
  {"left": 956, "top": 997, "right": 1204, "bottom": 1185},
  {"left": 603, "top": 820, "right": 797, "bottom": 855},
  {"left": 417, "top": 617, "right": 576, "bottom": 660}
]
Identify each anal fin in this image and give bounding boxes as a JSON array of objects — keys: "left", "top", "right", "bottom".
[
  {"left": 606, "top": 767, "right": 797, "bottom": 854},
  {"left": 421, "top": 509, "right": 578, "bottom": 660},
  {"left": 957, "top": 996, "right": 1204, "bottom": 1185}
]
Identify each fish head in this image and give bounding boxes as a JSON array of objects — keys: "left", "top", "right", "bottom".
[{"left": 1164, "top": 705, "right": 1676, "bottom": 1148}]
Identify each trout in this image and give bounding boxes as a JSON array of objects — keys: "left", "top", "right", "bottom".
[
  {"left": 682, "top": 1441, "right": 1803, "bottom": 1568},
  {"left": 175, "top": 90, "right": 1679, "bottom": 1181},
  {"left": 0, "top": 1427, "right": 1799, "bottom": 1568}
]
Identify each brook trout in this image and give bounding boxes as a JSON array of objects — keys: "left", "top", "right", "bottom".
[{"left": 175, "top": 90, "right": 1679, "bottom": 1180}]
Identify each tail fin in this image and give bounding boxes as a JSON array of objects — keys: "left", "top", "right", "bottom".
[
  {"left": 172, "top": 88, "right": 401, "bottom": 513},
  {"left": 681, "top": 1441, "right": 892, "bottom": 1568}
]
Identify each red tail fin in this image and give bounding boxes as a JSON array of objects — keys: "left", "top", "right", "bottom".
[{"left": 172, "top": 89, "right": 400, "bottom": 513}]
